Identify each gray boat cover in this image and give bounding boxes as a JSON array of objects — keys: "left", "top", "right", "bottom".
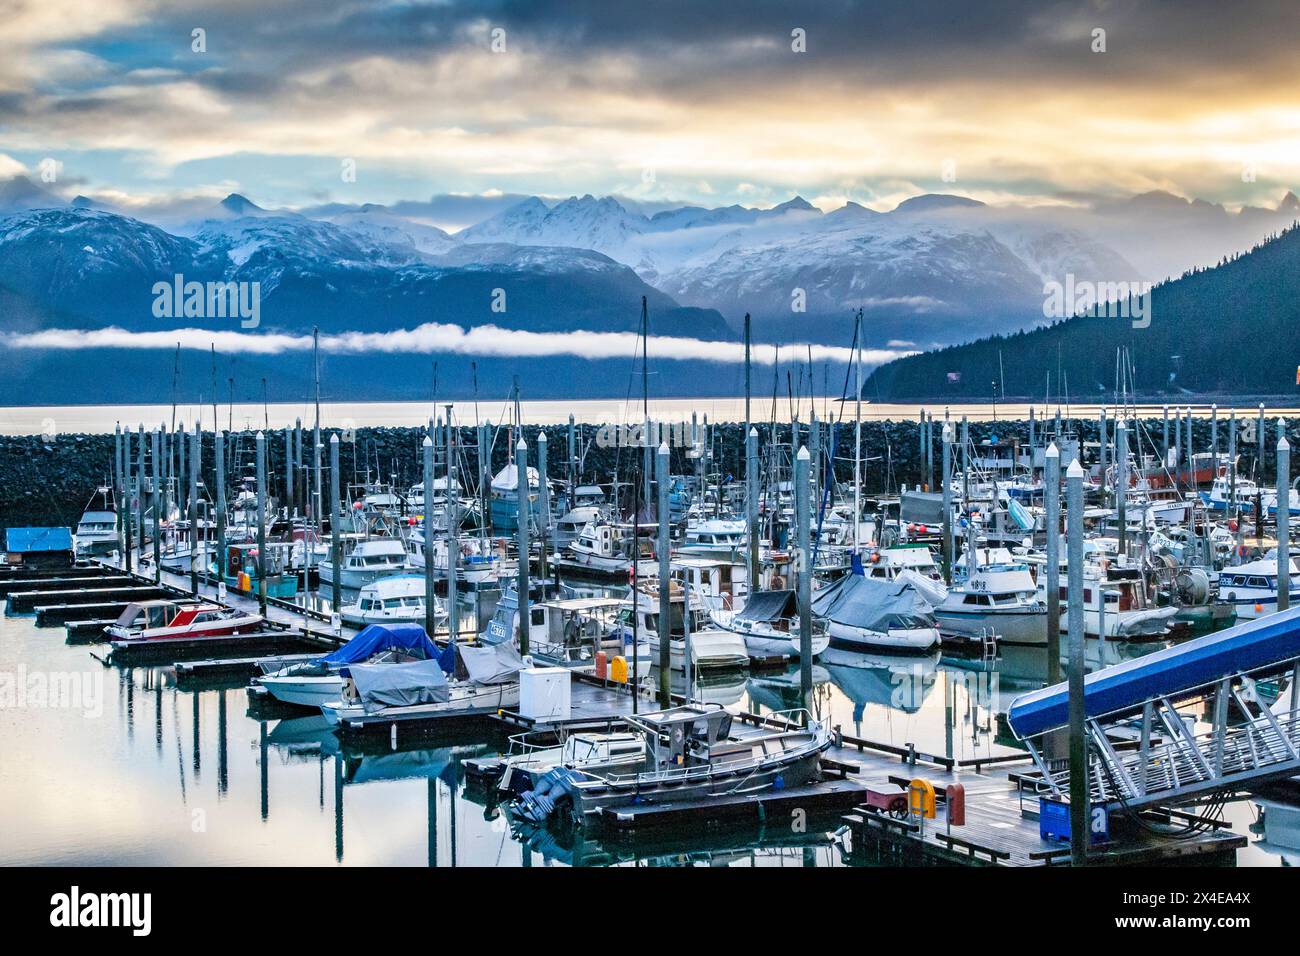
[
  {"left": 735, "top": 589, "right": 798, "bottom": 623},
  {"left": 350, "top": 658, "right": 449, "bottom": 713},
  {"left": 811, "top": 573, "right": 932, "bottom": 632},
  {"left": 457, "top": 641, "right": 524, "bottom": 685}
]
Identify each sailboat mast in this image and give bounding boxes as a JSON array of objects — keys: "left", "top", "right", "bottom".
[{"left": 854, "top": 309, "right": 863, "bottom": 554}]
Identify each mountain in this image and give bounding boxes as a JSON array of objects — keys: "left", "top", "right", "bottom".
[
  {"left": 862, "top": 224, "right": 1300, "bottom": 399},
  {"left": 0, "top": 206, "right": 734, "bottom": 403}
]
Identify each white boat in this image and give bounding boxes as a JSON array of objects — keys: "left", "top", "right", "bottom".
[
  {"left": 255, "top": 622, "right": 440, "bottom": 709},
  {"left": 107, "top": 601, "right": 263, "bottom": 644},
  {"left": 1035, "top": 560, "right": 1177, "bottom": 638},
  {"left": 318, "top": 537, "right": 408, "bottom": 591},
  {"left": 709, "top": 589, "right": 829, "bottom": 659},
  {"left": 338, "top": 574, "right": 447, "bottom": 629},
  {"left": 935, "top": 561, "right": 1047, "bottom": 646},
  {"left": 74, "top": 508, "right": 118, "bottom": 557},
  {"left": 812, "top": 572, "right": 940, "bottom": 652},
  {"left": 1218, "top": 556, "right": 1300, "bottom": 619},
  {"left": 321, "top": 642, "right": 524, "bottom": 727},
  {"left": 613, "top": 583, "right": 749, "bottom": 670},
  {"left": 555, "top": 506, "right": 603, "bottom": 549},
  {"left": 677, "top": 518, "right": 747, "bottom": 558},
  {"left": 564, "top": 519, "right": 654, "bottom": 575},
  {"left": 404, "top": 532, "right": 500, "bottom": 585},
  {"left": 496, "top": 730, "right": 648, "bottom": 795}
]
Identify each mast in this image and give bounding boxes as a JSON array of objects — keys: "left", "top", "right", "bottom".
[{"left": 854, "top": 308, "right": 863, "bottom": 554}]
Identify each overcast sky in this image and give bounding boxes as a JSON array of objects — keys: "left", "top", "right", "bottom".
[{"left": 3, "top": 0, "right": 1298, "bottom": 224}]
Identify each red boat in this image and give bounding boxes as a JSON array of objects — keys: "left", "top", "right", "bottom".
[{"left": 106, "top": 600, "right": 263, "bottom": 643}]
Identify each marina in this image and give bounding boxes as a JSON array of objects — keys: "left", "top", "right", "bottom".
[{"left": 4, "top": 387, "right": 1300, "bottom": 869}]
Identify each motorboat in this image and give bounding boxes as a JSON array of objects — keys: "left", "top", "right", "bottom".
[
  {"left": 317, "top": 537, "right": 408, "bottom": 591},
  {"left": 321, "top": 640, "right": 524, "bottom": 727},
  {"left": 709, "top": 589, "right": 829, "bottom": 659},
  {"left": 1035, "top": 560, "right": 1177, "bottom": 639},
  {"left": 677, "top": 518, "right": 747, "bottom": 558},
  {"left": 935, "top": 561, "right": 1047, "bottom": 646},
  {"left": 406, "top": 529, "right": 501, "bottom": 585},
  {"left": 338, "top": 574, "right": 446, "bottom": 629},
  {"left": 106, "top": 601, "right": 262, "bottom": 644},
  {"left": 495, "top": 730, "right": 648, "bottom": 796},
  {"left": 1218, "top": 556, "right": 1300, "bottom": 620},
  {"left": 611, "top": 582, "right": 749, "bottom": 670},
  {"left": 483, "top": 594, "right": 628, "bottom": 669},
  {"left": 510, "top": 704, "right": 830, "bottom": 825},
  {"left": 254, "top": 622, "right": 439, "bottom": 709},
  {"left": 489, "top": 462, "right": 540, "bottom": 534},
  {"left": 74, "top": 504, "right": 118, "bottom": 558},
  {"left": 811, "top": 571, "right": 940, "bottom": 652}
]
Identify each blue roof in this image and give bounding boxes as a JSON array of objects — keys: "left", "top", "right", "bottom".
[
  {"left": 5, "top": 527, "right": 73, "bottom": 553},
  {"left": 1007, "top": 605, "right": 1300, "bottom": 739}
]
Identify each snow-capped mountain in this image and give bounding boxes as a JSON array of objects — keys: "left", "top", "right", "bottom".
[{"left": 324, "top": 205, "right": 457, "bottom": 256}]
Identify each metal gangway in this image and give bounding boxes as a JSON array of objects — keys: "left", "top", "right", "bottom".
[{"left": 1007, "top": 606, "right": 1300, "bottom": 812}]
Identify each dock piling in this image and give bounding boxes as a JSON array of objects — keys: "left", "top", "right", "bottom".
[{"left": 1066, "top": 457, "right": 1088, "bottom": 866}]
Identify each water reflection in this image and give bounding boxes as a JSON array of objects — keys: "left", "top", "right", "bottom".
[{"left": 0, "top": 609, "right": 1278, "bottom": 866}]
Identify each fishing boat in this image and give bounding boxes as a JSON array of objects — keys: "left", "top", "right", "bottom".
[
  {"left": 317, "top": 537, "right": 408, "bottom": 591},
  {"left": 935, "top": 561, "right": 1047, "bottom": 646},
  {"left": 564, "top": 519, "right": 654, "bottom": 575},
  {"left": 255, "top": 622, "right": 439, "bottom": 709},
  {"left": 510, "top": 704, "right": 830, "bottom": 825},
  {"left": 708, "top": 589, "right": 829, "bottom": 659},
  {"left": 406, "top": 529, "right": 501, "bottom": 585},
  {"left": 320, "top": 640, "right": 524, "bottom": 727},
  {"left": 489, "top": 462, "right": 539, "bottom": 534},
  {"left": 218, "top": 541, "right": 299, "bottom": 599},
  {"left": 811, "top": 572, "right": 940, "bottom": 652},
  {"left": 1035, "top": 560, "right": 1177, "bottom": 639},
  {"left": 338, "top": 574, "right": 447, "bottom": 628},
  {"left": 555, "top": 506, "right": 604, "bottom": 549},
  {"left": 106, "top": 601, "right": 262, "bottom": 643}
]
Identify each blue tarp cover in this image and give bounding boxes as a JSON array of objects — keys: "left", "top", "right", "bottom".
[
  {"left": 1007, "top": 605, "right": 1300, "bottom": 739},
  {"left": 320, "top": 623, "right": 437, "bottom": 666},
  {"left": 6, "top": 527, "right": 73, "bottom": 552}
]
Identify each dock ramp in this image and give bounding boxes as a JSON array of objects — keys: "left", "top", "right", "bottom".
[{"left": 1008, "top": 606, "right": 1300, "bottom": 811}]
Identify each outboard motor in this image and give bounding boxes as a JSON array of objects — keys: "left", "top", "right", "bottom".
[{"left": 512, "top": 767, "right": 584, "bottom": 824}]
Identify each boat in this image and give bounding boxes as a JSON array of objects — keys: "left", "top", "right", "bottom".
[
  {"left": 564, "top": 519, "right": 655, "bottom": 575},
  {"left": 510, "top": 704, "right": 830, "bottom": 825},
  {"left": 321, "top": 640, "right": 524, "bottom": 727},
  {"left": 74, "top": 496, "right": 118, "bottom": 558},
  {"left": 935, "top": 560, "right": 1048, "bottom": 646},
  {"left": 708, "top": 589, "right": 829, "bottom": 659},
  {"left": 106, "top": 601, "right": 262, "bottom": 643},
  {"left": 489, "top": 462, "right": 539, "bottom": 534},
  {"left": 811, "top": 571, "right": 940, "bottom": 652},
  {"left": 677, "top": 518, "right": 747, "bottom": 558},
  {"left": 555, "top": 506, "right": 604, "bottom": 549},
  {"left": 482, "top": 594, "right": 627, "bottom": 668},
  {"left": 317, "top": 537, "right": 408, "bottom": 591},
  {"left": 405, "top": 529, "right": 501, "bottom": 585},
  {"left": 612, "top": 582, "right": 749, "bottom": 670},
  {"left": 255, "top": 622, "right": 440, "bottom": 709},
  {"left": 338, "top": 574, "right": 447, "bottom": 629},
  {"left": 495, "top": 730, "right": 648, "bottom": 796},
  {"left": 218, "top": 541, "right": 299, "bottom": 599},
  {"left": 1218, "top": 556, "right": 1300, "bottom": 620},
  {"left": 1035, "top": 560, "right": 1177, "bottom": 639}
]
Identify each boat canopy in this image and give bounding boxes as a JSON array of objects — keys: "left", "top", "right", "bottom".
[
  {"left": 320, "top": 623, "right": 437, "bottom": 666},
  {"left": 491, "top": 463, "right": 539, "bottom": 493},
  {"left": 735, "top": 589, "right": 798, "bottom": 623},
  {"left": 811, "top": 573, "right": 933, "bottom": 631},
  {"left": 1007, "top": 605, "right": 1300, "bottom": 739},
  {"left": 456, "top": 641, "right": 524, "bottom": 685},
  {"left": 351, "top": 658, "right": 449, "bottom": 712}
]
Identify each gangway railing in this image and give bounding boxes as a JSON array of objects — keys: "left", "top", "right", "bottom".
[{"left": 1009, "top": 605, "right": 1300, "bottom": 812}]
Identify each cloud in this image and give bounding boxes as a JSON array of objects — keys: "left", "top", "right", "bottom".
[{"left": 4, "top": 323, "right": 912, "bottom": 366}]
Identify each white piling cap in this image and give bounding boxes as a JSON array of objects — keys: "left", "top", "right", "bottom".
[
  {"left": 749, "top": 426, "right": 758, "bottom": 438},
  {"left": 422, "top": 435, "right": 433, "bottom": 447},
  {"left": 1280, "top": 435, "right": 1291, "bottom": 451},
  {"left": 330, "top": 433, "right": 338, "bottom": 444},
  {"left": 1066, "top": 459, "right": 1084, "bottom": 478},
  {"left": 516, "top": 436, "right": 527, "bottom": 449},
  {"left": 797, "top": 446, "right": 810, "bottom": 460},
  {"left": 256, "top": 430, "right": 264, "bottom": 440},
  {"left": 537, "top": 430, "right": 547, "bottom": 442},
  {"left": 658, "top": 441, "right": 670, "bottom": 454},
  {"left": 1045, "top": 441, "right": 1059, "bottom": 458}
]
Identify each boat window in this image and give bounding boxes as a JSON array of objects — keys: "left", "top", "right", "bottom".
[
  {"left": 1248, "top": 576, "right": 1269, "bottom": 588},
  {"left": 531, "top": 608, "right": 545, "bottom": 627},
  {"left": 384, "top": 598, "right": 403, "bottom": 608}
]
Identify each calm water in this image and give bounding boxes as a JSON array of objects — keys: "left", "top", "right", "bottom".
[
  {"left": 0, "top": 607, "right": 1280, "bottom": 866},
  {"left": 3, "top": 399, "right": 1295, "bottom": 436}
]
